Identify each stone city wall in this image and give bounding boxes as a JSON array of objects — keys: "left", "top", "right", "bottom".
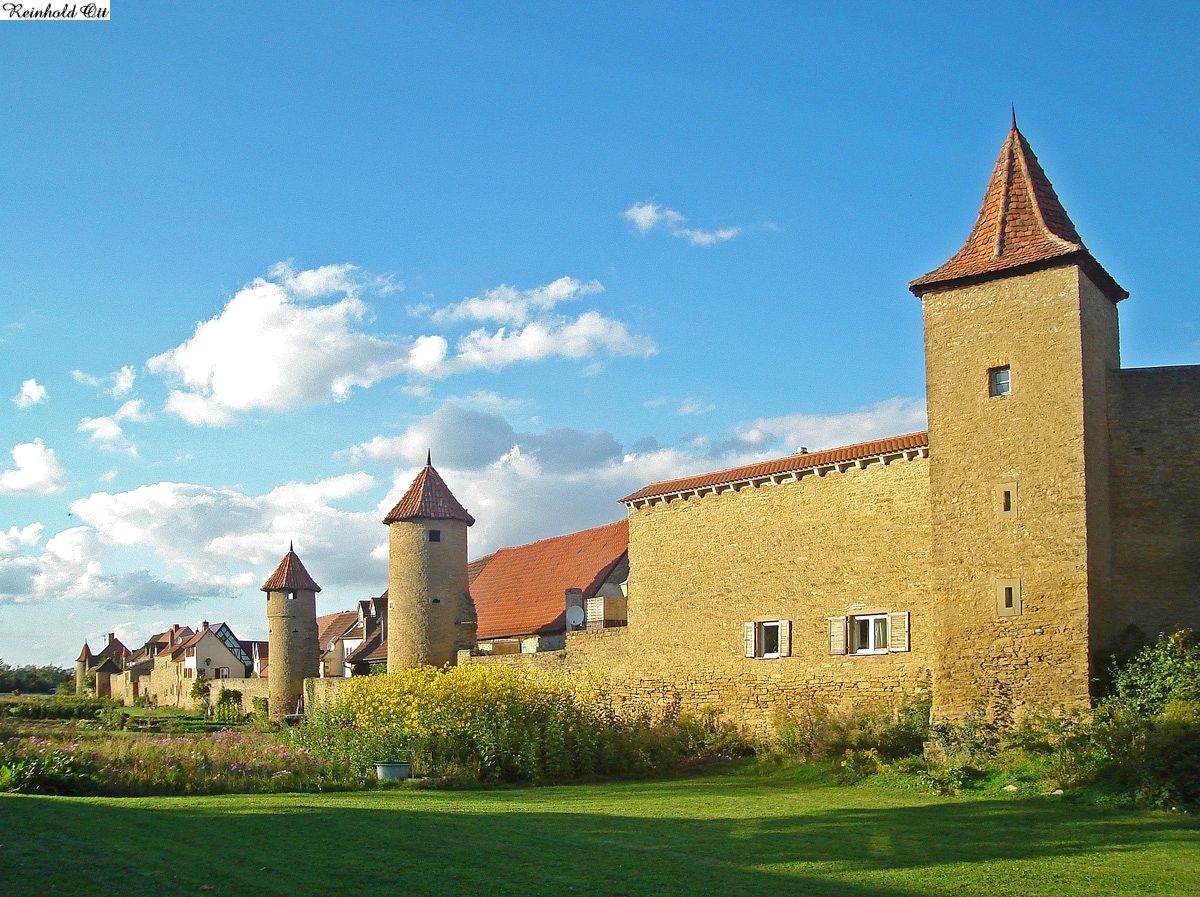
[
  {"left": 1107, "top": 364, "right": 1200, "bottom": 648},
  {"left": 465, "top": 455, "right": 935, "bottom": 734}
]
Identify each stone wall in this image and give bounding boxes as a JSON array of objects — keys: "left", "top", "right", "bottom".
[
  {"left": 922, "top": 265, "right": 1113, "bottom": 722},
  {"left": 388, "top": 518, "right": 477, "bottom": 669},
  {"left": 465, "top": 456, "right": 934, "bottom": 734},
  {"left": 1107, "top": 364, "right": 1200, "bottom": 648}
]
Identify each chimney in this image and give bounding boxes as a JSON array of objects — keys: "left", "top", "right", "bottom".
[
  {"left": 202, "top": 620, "right": 209, "bottom": 631},
  {"left": 107, "top": 632, "right": 115, "bottom": 645}
]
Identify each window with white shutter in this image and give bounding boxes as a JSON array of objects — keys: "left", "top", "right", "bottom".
[
  {"left": 744, "top": 620, "right": 792, "bottom": 659},
  {"left": 887, "top": 612, "right": 910, "bottom": 652},
  {"left": 828, "top": 616, "right": 847, "bottom": 655}
]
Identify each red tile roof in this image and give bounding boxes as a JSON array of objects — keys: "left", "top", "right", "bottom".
[
  {"left": 383, "top": 462, "right": 474, "bottom": 525},
  {"left": 467, "top": 553, "right": 495, "bottom": 585},
  {"left": 260, "top": 546, "right": 322, "bottom": 593},
  {"left": 909, "top": 122, "right": 1126, "bottom": 302},
  {"left": 76, "top": 643, "right": 93, "bottom": 663},
  {"left": 471, "top": 520, "right": 628, "bottom": 640},
  {"left": 621, "top": 432, "right": 930, "bottom": 504},
  {"left": 316, "top": 610, "right": 359, "bottom": 651}
]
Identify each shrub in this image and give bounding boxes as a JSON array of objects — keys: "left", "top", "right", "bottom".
[
  {"left": 762, "top": 688, "right": 931, "bottom": 765},
  {"left": 0, "top": 695, "right": 114, "bottom": 720},
  {"left": 297, "top": 665, "right": 751, "bottom": 784},
  {"left": 1107, "top": 631, "right": 1200, "bottom": 715}
]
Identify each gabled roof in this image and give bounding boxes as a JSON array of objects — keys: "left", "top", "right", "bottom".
[
  {"left": 88, "top": 655, "right": 122, "bottom": 675},
  {"left": 383, "top": 459, "right": 474, "bottom": 525},
  {"left": 93, "top": 637, "right": 129, "bottom": 663},
  {"left": 471, "top": 520, "right": 629, "bottom": 640},
  {"left": 909, "top": 119, "right": 1126, "bottom": 302},
  {"left": 317, "top": 611, "right": 360, "bottom": 651},
  {"left": 345, "top": 630, "right": 387, "bottom": 666},
  {"left": 260, "top": 545, "right": 322, "bottom": 593},
  {"left": 621, "top": 431, "right": 930, "bottom": 505},
  {"left": 467, "top": 553, "right": 495, "bottom": 584}
]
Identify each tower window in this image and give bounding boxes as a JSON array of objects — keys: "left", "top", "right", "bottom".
[
  {"left": 428, "top": 530, "right": 441, "bottom": 543},
  {"left": 994, "top": 481, "right": 1017, "bottom": 519},
  {"left": 988, "top": 365, "right": 1012, "bottom": 397},
  {"left": 996, "top": 578, "right": 1023, "bottom": 617}
]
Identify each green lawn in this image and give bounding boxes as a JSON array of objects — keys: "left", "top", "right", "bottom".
[{"left": 2, "top": 767, "right": 1196, "bottom": 897}]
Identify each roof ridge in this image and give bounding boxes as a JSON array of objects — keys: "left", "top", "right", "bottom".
[
  {"left": 490, "top": 519, "right": 627, "bottom": 556},
  {"left": 621, "top": 431, "right": 930, "bottom": 504}
]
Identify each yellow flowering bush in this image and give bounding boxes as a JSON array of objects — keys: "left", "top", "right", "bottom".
[{"left": 297, "top": 665, "right": 748, "bottom": 784}]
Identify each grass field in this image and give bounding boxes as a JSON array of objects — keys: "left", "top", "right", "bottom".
[{"left": 2, "top": 766, "right": 1196, "bottom": 897}]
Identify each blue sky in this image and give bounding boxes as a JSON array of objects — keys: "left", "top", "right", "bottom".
[{"left": 2, "top": 3, "right": 1197, "bottom": 666}]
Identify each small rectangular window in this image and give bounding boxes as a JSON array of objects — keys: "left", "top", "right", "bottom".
[
  {"left": 996, "top": 578, "right": 1023, "bottom": 617},
  {"left": 989, "top": 365, "right": 1012, "bottom": 397},
  {"left": 428, "top": 530, "right": 441, "bottom": 542},
  {"left": 993, "top": 481, "right": 1018, "bottom": 518}
]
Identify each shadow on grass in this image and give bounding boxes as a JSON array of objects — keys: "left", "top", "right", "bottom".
[{"left": 1, "top": 784, "right": 1196, "bottom": 897}]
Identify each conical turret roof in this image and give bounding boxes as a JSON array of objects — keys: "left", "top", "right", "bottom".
[
  {"left": 910, "top": 118, "right": 1126, "bottom": 301},
  {"left": 260, "top": 543, "right": 322, "bottom": 593},
  {"left": 383, "top": 455, "right": 475, "bottom": 525},
  {"left": 76, "top": 642, "right": 93, "bottom": 663}
]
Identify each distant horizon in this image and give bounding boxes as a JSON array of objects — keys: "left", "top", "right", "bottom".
[{"left": 2, "top": 3, "right": 1198, "bottom": 666}]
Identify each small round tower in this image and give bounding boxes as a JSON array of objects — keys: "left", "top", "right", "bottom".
[
  {"left": 75, "top": 642, "right": 93, "bottom": 695},
  {"left": 261, "top": 543, "right": 321, "bottom": 723},
  {"left": 384, "top": 452, "right": 477, "bottom": 670}
]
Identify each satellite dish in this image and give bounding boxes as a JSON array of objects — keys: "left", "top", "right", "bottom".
[{"left": 566, "top": 606, "right": 585, "bottom": 628}]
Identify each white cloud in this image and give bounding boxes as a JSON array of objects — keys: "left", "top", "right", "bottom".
[
  {"left": 0, "top": 523, "right": 42, "bottom": 556},
  {"left": 453, "top": 311, "right": 656, "bottom": 372},
  {"left": 676, "top": 397, "right": 716, "bottom": 416},
  {"left": 77, "top": 399, "right": 151, "bottom": 456},
  {"left": 623, "top": 202, "right": 685, "bottom": 234},
  {"left": 432, "top": 277, "right": 603, "bottom": 326},
  {"left": 72, "top": 365, "right": 136, "bottom": 398},
  {"left": 0, "top": 525, "right": 206, "bottom": 609},
  {"left": 11, "top": 378, "right": 47, "bottom": 409},
  {"left": 0, "top": 439, "right": 68, "bottom": 494},
  {"left": 148, "top": 264, "right": 434, "bottom": 425},
  {"left": 70, "top": 472, "right": 385, "bottom": 594},
  {"left": 721, "top": 397, "right": 928, "bottom": 455},
  {"left": 622, "top": 201, "right": 742, "bottom": 246},
  {"left": 341, "top": 403, "right": 622, "bottom": 474},
  {"left": 149, "top": 268, "right": 654, "bottom": 423},
  {"left": 674, "top": 226, "right": 742, "bottom": 247}
]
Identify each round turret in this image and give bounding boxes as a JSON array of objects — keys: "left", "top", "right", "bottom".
[
  {"left": 261, "top": 543, "right": 320, "bottom": 722},
  {"left": 383, "top": 453, "right": 477, "bottom": 670}
]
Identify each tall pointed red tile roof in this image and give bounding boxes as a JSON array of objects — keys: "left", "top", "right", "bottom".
[
  {"left": 910, "top": 118, "right": 1126, "bottom": 302},
  {"left": 76, "top": 642, "right": 93, "bottom": 663},
  {"left": 383, "top": 456, "right": 475, "bottom": 525},
  {"left": 260, "top": 543, "right": 322, "bottom": 593}
]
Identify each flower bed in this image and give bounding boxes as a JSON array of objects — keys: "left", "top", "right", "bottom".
[{"left": 0, "top": 729, "right": 365, "bottom": 796}]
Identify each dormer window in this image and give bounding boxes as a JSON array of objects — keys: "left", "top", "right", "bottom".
[{"left": 988, "top": 365, "right": 1012, "bottom": 397}]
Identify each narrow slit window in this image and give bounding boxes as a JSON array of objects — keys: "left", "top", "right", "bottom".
[
  {"left": 1002, "top": 490, "right": 1012, "bottom": 513},
  {"left": 1004, "top": 586, "right": 1014, "bottom": 609},
  {"left": 989, "top": 365, "right": 1012, "bottom": 397}
]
